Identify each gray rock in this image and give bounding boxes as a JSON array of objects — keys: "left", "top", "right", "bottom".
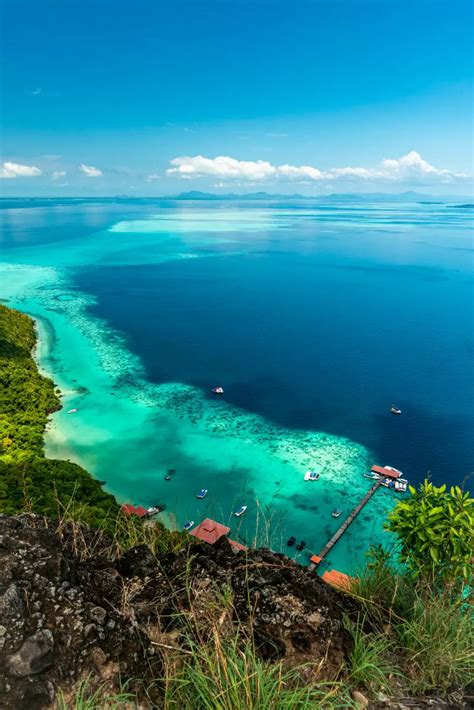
[
  {"left": 90, "top": 606, "right": 107, "bottom": 624},
  {"left": 0, "top": 583, "right": 23, "bottom": 620},
  {"left": 7, "top": 629, "right": 54, "bottom": 677}
]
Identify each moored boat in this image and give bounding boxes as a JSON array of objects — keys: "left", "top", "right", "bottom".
[
  {"left": 364, "top": 471, "right": 380, "bottom": 480},
  {"left": 304, "top": 469, "right": 320, "bottom": 481},
  {"left": 183, "top": 520, "right": 195, "bottom": 531},
  {"left": 196, "top": 489, "right": 208, "bottom": 499},
  {"left": 212, "top": 386, "right": 224, "bottom": 395},
  {"left": 332, "top": 509, "right": 342, "bottom": 518},
  {"left": 390, "top": 405, "right": 402, "bottom": 415},
  {"left": 234, "top": 505, "right": 247, "bottom": 517}
]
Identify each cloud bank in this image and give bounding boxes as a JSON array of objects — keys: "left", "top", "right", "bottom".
[
  {"left": 79, "top": 163, "right": 103, "bottom": 177},
  {"left": 0, "top": 161, "right": 42, "bottom": 178},
  {"left": 167, "top": 151, "right": 469, "bottom": 185}
]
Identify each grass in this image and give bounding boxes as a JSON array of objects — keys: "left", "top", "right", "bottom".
[
  {"left": 55, "top": 677, "right": 135, "bottom": 709},
  {"left": 162, "top": 628, "right": 355, "bottom": 710},
  {"left": 395, "top": 591, "right": 474, "bottom": 692},
  {"left": 344, "top": 615, "right": 400, "bottom": 694}
]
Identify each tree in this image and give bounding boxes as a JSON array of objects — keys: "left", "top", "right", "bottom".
[{"left": 386, "top": 479, "right": 473, "bottom": 584}]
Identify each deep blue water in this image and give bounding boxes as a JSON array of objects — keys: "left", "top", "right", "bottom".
[{"left": 2, "top": 198, "right": 473, "bottom": 489}]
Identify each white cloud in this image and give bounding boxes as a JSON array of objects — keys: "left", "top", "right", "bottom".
[
  {"left": 167, "top": 151, "right": 471, "bottom": 185},
  {"left": 79, "top": 163, "right": 103, "bottom": 177},
  {"left": 147, "top": 172, "right": 162, "bottom": 182},
  {"left": 31, "top": 88, "right": 42, "bottom": 96},
  {"left": 167, "top": 155, "right": 277, "bottom": 180},
  {"left": 0, "top": 161, "right": 42, "bottom": 178},
  {"left": 52, "top": 170, "right": 67, "bottom": 180}
]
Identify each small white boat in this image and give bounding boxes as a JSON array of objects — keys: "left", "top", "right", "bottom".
[
  {"left": 183, "top": 520, "right": 195, "bottom": 531},
  {"left": 146, "top": 506, "right": 159, "bottom": 515},
  {"left": 234, "top": 505, "right": 247, "bottom": 517},
  {"left": 196, "top": 489, "right": 208, "bottom": 499},
  {"left": 212, "top": 386, "right": 224, "bottom": 395},
  {"left": 394, "top": 479, "right": 408, "bottom": 492},
  {"left": 304, "top": 470, "right": 320, "bottom": 481},
  {"left": 332, "top": 509, "right": 342, "bottom": 518},
  {"left": 384, "top": 465, "right": 403, "bottom": 477},
  {"left": 364, "top": 471, "right": 380, "bottom": 480},
  {"left": 67, "top": 408, "right": 77, "bottom": 414},
  {"left": 390, "top": 405, "right": 402, "bottom": 415}
]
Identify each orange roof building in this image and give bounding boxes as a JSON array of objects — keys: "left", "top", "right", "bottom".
[
  {"left": 321, "top": 569, "right": 353, "bottom": 590},
  {"left": 190, "top": 518, "right": 230, "bottom": 545},
  {"left": 371, "top": 465, "right": 402, "bottom": 479},
  {"left": 121, "top": 504, "right": 148, "bottom": 518}
]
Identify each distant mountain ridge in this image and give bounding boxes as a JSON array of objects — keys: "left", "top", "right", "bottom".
[{"left": 172, "top": 190, "right": 472, "bottom": 203}]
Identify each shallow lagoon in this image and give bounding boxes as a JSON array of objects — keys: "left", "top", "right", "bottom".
[{"left": 1, "top": 199, "right": 472, "bottom": 573}]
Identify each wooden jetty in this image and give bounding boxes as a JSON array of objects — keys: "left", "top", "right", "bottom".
[{"left": 313, "top": 478, "right": 383, "bottom": 565}]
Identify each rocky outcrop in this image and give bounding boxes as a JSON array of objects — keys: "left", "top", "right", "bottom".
[{"left": 0, "top": 513, "right": 358, "bottom": 708}]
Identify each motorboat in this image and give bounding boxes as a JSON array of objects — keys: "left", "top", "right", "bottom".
[
  {"left": 380, "top": 478, "right": 395, "bottom": 489},
  {"left": 67, "top": 408, "right": 77, "bottom": 414},
  {"left": 332, "top": 509, "right": 342, "bottom": 518},
  {"left": 234, "top": 505, "right": 247, "bottom": 517},
  {"left": 394, "top": 479, "right": 408, "bottom": 492},
  {"left": 296, "top": 540, "right": 306, "bottom": 551},
  {"left": 212, "top": 386, "right": 224, "bottom": 395},
  {"left": 196, "top": 489, "right": 208, "bottom": 499},
  {"left": 364, "top": 471, "right": 380, "bottom": 480},
  {"left": 183, "top": 521, "right": 195, "bottom": 531},
  {"left": 287, "top": 536, "right": 296, "bottom": 547},
  {"left": 390, "top": 405, "right": 402, "bottom": 415},
  {"left": 384, "top": 465, "right": 403, "bottom": 477},
  {"left": 304, "top": 470, "right": 320, "bottom": 481}
]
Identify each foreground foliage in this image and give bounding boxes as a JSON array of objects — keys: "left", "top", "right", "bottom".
[{"left": 386, "top": 479, "right": 474, "bottom": 584}]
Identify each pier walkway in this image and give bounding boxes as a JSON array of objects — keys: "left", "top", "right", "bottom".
[{"left": 315, "top": 479, "right": 383, "bottom": 563}]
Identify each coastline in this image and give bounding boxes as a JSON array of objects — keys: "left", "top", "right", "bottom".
[{"left": 0, "top": 254, "right": 400, "bottom": 575}]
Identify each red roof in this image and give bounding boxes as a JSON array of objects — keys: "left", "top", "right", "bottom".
[
  {"left": 228, "top": 538, "right": 247, "bottom": 551},
  {"left": 371, "top": 465, "right": 402, "bottom": 479},
  {"left": 322, "top": 569, "right": 353, "bottom": 590},
  {"left": 310, "top": 554, "right": 322, "bottom": 565},
  {"left": 121, "top": 504, "right": 147, "bottom": 518},
  {"left": 190, "top": 518, "right": 230, "bottom": 545}
]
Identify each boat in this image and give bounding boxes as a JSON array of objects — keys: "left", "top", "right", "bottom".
[
  {"left": 234, "top": 505, "right": 247, "bottom": 517},
  {"left": 394, "top": 478, "right": 408, "bottom": 492},
  {"left": 164, "top": 475, "right": 171, "bottom": 481},
  {"left": 304, "top": 470, "right": 320, "bottom": 481},
  {"left": 380, "top": 478, "right": 395, "bottom": 488},
  {"left": 183, "top": 520, "right": 195, "bottom": 531},
  {"left": 196, "top": 489, "right": 208, "bottom": 499},
  {"left": 287, "top": 535, "right": 296, "bottom": 547},
  {"left": 212, "top": 386, "right": 224, "bottom": 395},
  {"left": 296, "top": 540, "right": 306, "bottom": 551},
  {"left": 364, "top": 471, "right": 380, "bottom": 480},
  {"left": 390, "top": 405, "right": 402, "bottom": 415},
  {"left": 332, "top": 509, "right": 342, "bottom": 518},
  {"left": 384, "top": 465, "right": 403, "bottom": 477},
  {"left": 67, "top": 408, "right": 77, "bottom": 414}
]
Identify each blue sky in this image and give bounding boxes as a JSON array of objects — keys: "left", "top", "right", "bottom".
[{"left": 1, "top": 0, "right": 473, "bottom": 195}]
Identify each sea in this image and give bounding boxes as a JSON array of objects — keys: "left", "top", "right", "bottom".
[{"left": 1, "top": 197, "right": 473, "bottom": 574}]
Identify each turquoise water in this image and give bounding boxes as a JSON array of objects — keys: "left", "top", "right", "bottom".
[{"left": 1, "top": 199, "right": 472, "bottom": 574}]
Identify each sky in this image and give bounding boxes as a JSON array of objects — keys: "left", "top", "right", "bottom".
[{"left": 1, "top": 0, "right": 473, "bottom": 196}]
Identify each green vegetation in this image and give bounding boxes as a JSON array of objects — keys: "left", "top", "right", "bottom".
[
  {"left": 163, "top": 631, "right": 354, "bottom": 710},
  {"left": 386, "top": 479, "right": 474, "bottom": 584},
  {"left": 0, "top": 304, "right": 119, "bottom": 528}
]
